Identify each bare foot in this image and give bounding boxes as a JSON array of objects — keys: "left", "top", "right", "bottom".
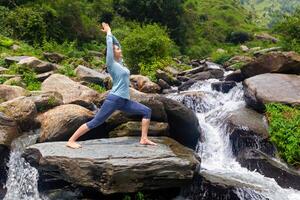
[
  {"left": 66, "top": 141, "right": 82, "bottom": 149},
  {"left": 140, "top": 138, "right": 157, "bottom": 146}
]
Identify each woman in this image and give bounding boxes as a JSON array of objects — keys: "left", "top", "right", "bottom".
[{"left": 66, "top": 22, "right": 157, "bottom": 149}]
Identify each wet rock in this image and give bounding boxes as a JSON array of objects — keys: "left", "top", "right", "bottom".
[
  {"left": 178, "top": 65, "right": 206, "bottom": 76},
  {"left": 0, "top": 112, "right": 21, "bottom": 147},
  {"left": 177, "top": 76, "right": 190, "bottom": 82},
  {"left": 175, "top": 91, "right": 207, "bottom": 113},
  {"left": 243, "top": 73, "right": 300, "bottom": 112},
  {"left": 156, "top": 69, "right": 181, "bottom": 86},
  {"left": 211, "top": 81, "right": 237, "bottom": 93},
  {"left": 130, "top": 74, "right": 161, "bottom": 93},
  {"left": 0, "top": 96, "right": 37, "bottom": 131},
  {"left": 157, "top": 79, "right": 171, "bottom": 90},
  {"left": 178, "top": 79, "right": 196, "bottom": 91},
  {"left": 37, "top": 104, "right": 94, "bottom": 142},
  {"left": 241, "top": 51, "right": 300, "bottom": 78},
  {"left": 226, "top": 107, "right": 275, "bottom": 157},
  {"left": 42, "top": 74, "right": 102, "bottom": 110},
  {"left": 224, "top": 70, "right": 245, "bottom": 82},
  {"left": 237, "top": 149, "right": 300, "bottom": 190},
  {"left": 109, "top": 121, "right": 169, "bottom": 137},
  {"left": 23, "top": 136, "right": 200, "bottom": 194}
]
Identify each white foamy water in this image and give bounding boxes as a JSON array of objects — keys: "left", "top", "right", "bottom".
[
  {"left": 166, "top": 78, "right": 300, "bottom": 200},
  {"left": 3, "top": 131, "right": 49, "bottom": 200}
]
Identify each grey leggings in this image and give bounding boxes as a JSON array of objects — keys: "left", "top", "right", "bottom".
[{"left": 86, "top": 93, "right": 152, "bottom": 129}]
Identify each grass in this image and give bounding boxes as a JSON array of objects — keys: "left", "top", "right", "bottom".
[{"left": 266, "top": 103, "right": 300, "bottom": 166}]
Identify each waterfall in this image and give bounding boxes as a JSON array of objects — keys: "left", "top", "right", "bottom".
[
  {"left": 3, "top": 130, "right": 48, "bottom": 200},
  {"left": 166, "top": 77, "right": 300, "bottom": 200}
]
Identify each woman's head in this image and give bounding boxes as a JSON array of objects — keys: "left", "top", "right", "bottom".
[{"left": 104, "top": 45, "right": 122, "bottom": 61}]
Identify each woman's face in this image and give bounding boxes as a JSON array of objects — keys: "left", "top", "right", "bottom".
[{"left": 113, "top": 45, "right": 122, "bottom": 60}]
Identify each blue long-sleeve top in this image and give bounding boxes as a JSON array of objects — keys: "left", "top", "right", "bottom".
[{"left": 106, "top": 33, "right": 130, "bottom": 99}]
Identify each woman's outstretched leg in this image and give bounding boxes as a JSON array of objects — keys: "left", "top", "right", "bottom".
[
  {"left": 66, "top": 96, "right": 121, "bottom": 149},
  {"left": 66, "top": 123, "right": 89, "bottom": 148},
  {"left": 120, "top": 99, "right": 157, "bottom": 145}
]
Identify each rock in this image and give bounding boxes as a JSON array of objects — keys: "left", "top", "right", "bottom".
[
  {"left": 11, "top": 44, "right": 20, "bottom": 51},
  {"left": 0, "top": 66, "right": 8, "bottom": 74},
  {"left": 130, "top": 74, "right": 161, "bottom": 93},
  {"left": 178, "top": 79, "right": 196, "bottom": 91},
  {"left": 224, "top": 70, "right": 245, "bottom": 82},
  {"left": 241, "top": 51, "right": 300, "bottom": 78},
  {"left": 36, "top": 71, "right": 54, "bottom": 81},
  {"left": 157, "top": 79, "right": 171, "bottom": 90},
  {"left": 42, "top": 74, "right": 102, "bottom": 109},
  {"left": 249, "top": 47, "right": 261, "bottom": 52},
  {"left": 216, "top": 48, "right": 226, "bottom": 53},
  {"left": 189, "top": 69, "right": 224, "bottom": 81},
  {"left": 254, "top": 33, "right": 278, "bottom": 43},
  {"left": 240, "top": 45, "right": 249, "bottom": 52},
  {"left": 0, "top": 96, "right": 37, "bottom": 131},
  {"left": 211, "top": 81, "right": 237, "bottom": 93},
  {"left": 177, "top": 76, "right": 190, "bottom": 82},
  {"left": 87, "top": 50, "right": 103, "bottom": 57},
  {"left": 253, "top": 47, "right": 282, "bottom": 56},
  {"left": 181, "top": 174, "right": 240, "bottom": 200},
  {"left": 164, "top": 66, "right": 180, "bottom": 76},
  {"left": 43, "top": 52, "right": 66, "bottom": 63},
  {"left": 27, "top": 91, "right": 63, "bottom": 112},
  {"left": 109, "top": 121, "right": 169, "bottom": 137},
  {"left": 4, "top": 56, "right": 30, "bottom": 65},
  {"left": 237, "top": 149, "right": 300, "bottom": 190},
  {"left": 173, "top": 91, "right": 207, "bottom": 113},
  {"left": 224, "top": 56, "right": 253, "bottom": 68},
  {"left": 178, "top": 65, "right": 206, "bottom": 76},
  {"left": 75, "top": 65, "right": 111, "bottom": 87},
  {"left": 0, "top": 112, "right": 21, "bottom": 147},
  {"left": 243, "top": 73, "right": 300, "bottom": 112},
  {"left": 226, "top": 107, "right": 275, "bottom": 156},
  {"left": 102, "top": 88, "right": 201, "bottom": 149},
  {"left": 0, "top": 85, "right": 28, "bottom": 103},
  {"left": 18, "top": 57, "right": 57, "bottom": 73},
  {"left": 156, "top": 69, "right": 181, "bottom": 86},
  {"left": 3, "top": 76, "right": 26, "bottom": 88},
  {"left": 37, "top": 104, "right": 94, "bottom": 142},
  {"left": 162, "top": 88, "right": 178, "bottom": 94},
  {"left": 22, "top": 136, "right": 200, "bottom": 194}
]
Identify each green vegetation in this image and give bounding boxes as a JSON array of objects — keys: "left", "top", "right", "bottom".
[
  {"left": 6, "top": 64, "right": 41, "bottom": 90},
  {"left": 88, "top": 83, "right": 106, "bottom": 93},
  {"left": 273, "top": 9, "right": 300, "bottom": 53},
  {"left": 122, "top": 24, "right": 178, "bottom": 73},
  {"left": 266, "top": 103, "right": 300, "bottom": 166}
]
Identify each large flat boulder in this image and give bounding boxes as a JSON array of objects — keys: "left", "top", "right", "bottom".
[
  {"left": 22, "top": 136, "right": 200, "bottom": 194},
  {"left": 243, "top": 73, "right": 300, "bottom": 112},
  {"left": 0, "top": 85, "right": 28, "bottom": 103}
]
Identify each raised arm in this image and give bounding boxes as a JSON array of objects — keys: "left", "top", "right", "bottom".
[
  {"left": 112, "top": 35, "right": 121, "bottom": 50},
  {"left": 106, "top": 32, "right": 114, "bottom": 67}
]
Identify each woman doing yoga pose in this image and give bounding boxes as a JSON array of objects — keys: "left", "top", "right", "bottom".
[{"left": 66, "top": 22, "right": 157, "bottom": 149}]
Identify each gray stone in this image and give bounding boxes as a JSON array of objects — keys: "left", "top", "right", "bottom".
[
  {"left": 22, "top": 136, "right": 200, "bottom": 194},
  {"left": 109, "top": 121, "right": 169, "bottom": 137},
  {"left": 243, "top": 73, "right": 300, "bottom": 112},
  {"left": 75, "top": 65, "right": 110, "bottom": 86}
]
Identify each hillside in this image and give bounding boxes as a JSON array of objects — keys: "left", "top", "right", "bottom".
[{"left": 240, "top": 0, "right": 300, "bottom": 27}]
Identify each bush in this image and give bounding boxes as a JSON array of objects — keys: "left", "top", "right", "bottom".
[
  {"left": 139, "top": 57, "right": 172, "bottom": 82},
  {"left": 0, "top": 35, "right": 14, "bottom": 47},
  {"left": 122, "top": 24, "right": 178, "bottom": 73},
  {"left": 211, "top": 50, "right": 233, "bottom": 65},
  {"left": 226, "top": 31, "right": 252, "bottom": 44},
  {"left": 273, "top": 9, "right": 300, "bottom": 53},
  {"left": 266, "top": 103, "right": 300, "bottom": 166},
  {"left": 6, "top": 6, "right": 46, "bottom": 44}
]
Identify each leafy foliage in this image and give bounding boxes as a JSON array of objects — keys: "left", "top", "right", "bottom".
[{"left": 266, "top": 103, "right": 300, "bottom": 166}]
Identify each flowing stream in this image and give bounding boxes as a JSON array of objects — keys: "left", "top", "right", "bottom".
[
  {"left": 2, "top": 63, "right": 300, "bottom": 200},
  {"left": 166, "top": 66, "right": 300, "bottom": 200}
]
